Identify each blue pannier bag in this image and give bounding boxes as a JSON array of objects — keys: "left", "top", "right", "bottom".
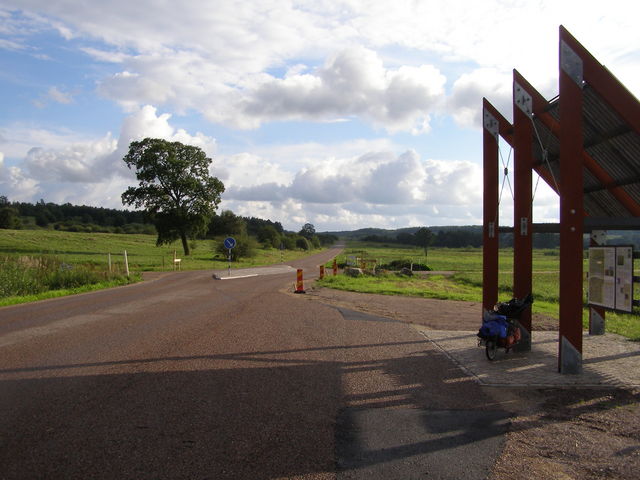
[{"left": 478, "top": 311, "right": 508, "bottom": 339}]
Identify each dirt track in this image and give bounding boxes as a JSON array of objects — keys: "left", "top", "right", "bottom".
[{"left": 301, "top": 286, "right": 483, "bottom": 330}]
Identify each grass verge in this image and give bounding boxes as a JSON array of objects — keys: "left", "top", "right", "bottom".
[{"left": 0, "top": 276, "right": 142, "bottom": 307}]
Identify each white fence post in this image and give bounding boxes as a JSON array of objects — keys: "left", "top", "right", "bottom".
[{"left": 124, "top": 250, "right": 130, "bottom": 277}]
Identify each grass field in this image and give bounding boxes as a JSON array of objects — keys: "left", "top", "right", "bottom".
[
  {"left": 0, "top": 229, "right": 321, "bottom": 306},
  {"left": 0, "top": 229, "right": 316, "bottom": 272},
  {"left": 318, "top": 242, "right": 640, "bottom": 341}
]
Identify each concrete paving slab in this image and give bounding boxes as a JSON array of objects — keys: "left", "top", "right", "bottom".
[{"left": 413, "top": 327, "right": 640, "bottom": 388}]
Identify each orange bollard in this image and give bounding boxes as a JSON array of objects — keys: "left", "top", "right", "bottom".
[
  {"left": 319, "top": 265, "right": 325, "bottom": 279},
  {"left": 294, "top": 268, "right": 306, "bottom": 293},
  {"left": 332, "top": 258, "right": 337, "bottom": 276}
]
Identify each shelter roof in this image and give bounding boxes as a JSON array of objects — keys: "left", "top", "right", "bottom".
[
  {"left": 533, "top": 87, "right": 640, "bottom": 218},
  {"left": 529, "top": 27, "right": 640, "bottom": 221}
]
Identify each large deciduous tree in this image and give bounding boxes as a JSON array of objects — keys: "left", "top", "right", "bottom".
[
  {"left": 299, "top": 223, "right": 316, "bottom": 240},
  {"left": 121, "top": 138, "right": 224, "bottom": 256}
]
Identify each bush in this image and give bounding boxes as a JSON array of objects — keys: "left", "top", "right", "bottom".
[
  {"left": 378, "top": 259, "right": 431, "bottom": 271},
  {"left": 0, "top": 256, "right": 128, "bottom": 298},
  {"left": 282, "top": 235, "right": 297, "bottom": 250},
  {"left": 0, "top": 207, "right": 22, "bottom": 229},
  {"left": 215, "top": 234, "right": 258, "bottom": 260},
  {"left": 296, "top": 236, "right": 311, "bottom": 251},
  {"left": 45, "top": 265, "right": 106, "bottom": 290},
  {"left": 257, "top": 225, "right": 281, "bottom": 248}
]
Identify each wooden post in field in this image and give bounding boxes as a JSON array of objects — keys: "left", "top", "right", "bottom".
[
  {"left": 124, "top": 250, "right": 130, "bottom": 277},
  {"left": 108, "top": 253, "right": 112, "bottom": 273}
]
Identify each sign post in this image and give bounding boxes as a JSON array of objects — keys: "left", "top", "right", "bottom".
[{"left": 223, "top": 237, "right": 237, "bottom": 277}]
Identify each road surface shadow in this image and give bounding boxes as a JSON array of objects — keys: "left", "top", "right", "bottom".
[{"left": 0, "top": 364, "right": 341, "bottom": 479}]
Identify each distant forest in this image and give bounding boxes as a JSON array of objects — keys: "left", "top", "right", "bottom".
[
  {"left": 3, "top": 197, "right": 640, "bottom": 250},
  {"left": 0, "top": 197, "right": 282, "bottom": 237},
  {"left": 359, "top": 227, "right": 562, "bottom": 249},
  {"left": 330, "top": 225, "right": 640, "bottom": 250},
  {"left": 0, "top": 197, "right": 338, "bottom": 251}
]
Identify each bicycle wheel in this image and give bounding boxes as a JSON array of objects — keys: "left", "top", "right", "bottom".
[{"left": 485, "top": 339, "right": 498, "bottom": 360}]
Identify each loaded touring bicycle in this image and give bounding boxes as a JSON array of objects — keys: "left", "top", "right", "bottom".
[{"left": 477, "top": 294, "right": 533, "bottom": 360}]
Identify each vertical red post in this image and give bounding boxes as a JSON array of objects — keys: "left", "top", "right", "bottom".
[
  {"left": 319, "top": 265, "right": 325, "bottom": 279},
  {"left": 332, "top": 258, "right": 338, "bottom": 276},
  {"left": 512, "top": 74, "right": 534, "bottom": 349},
  {"left": 589, "top": 231, "right": 606, "bottom": 335},
  {"left": 558, "top": 30, "right": 584, "bottom": 373},
  {"left": 482, "top": 99, "right": 500, "bottom": 312}
]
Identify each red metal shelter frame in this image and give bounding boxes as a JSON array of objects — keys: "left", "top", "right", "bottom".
[{"left": 482, "top": 26, "right": 640, "bottom": 373}]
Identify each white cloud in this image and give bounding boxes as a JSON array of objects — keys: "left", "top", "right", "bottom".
[
  {"left": 0, "top": 105, "right": 217, "bottom": 205},
  {"left": 0, "top": 162, "right": 40, "bottom": 202},
  {"left": 0, "top": 38, "right": 26, "bottom": 51},
  {"left": 98, "top": 45, "right": 446, "bottom": 132},
  {"left": 23, "top": 133, "right": 117, "bottom": 182},
  {"left": 80, "top": 47, "right": 128, "bottom": 63},
  {"left": 6, "top": 1, "right": 640, "bottom": 134},
  {"left": 448, "top": 68, "right": 513, "bottom": 128},
  {"left": 2, "top": 1, "right": 637, "bottom": 230},
  {"left": 244, "top": 48, "right": 445, "bottom": 132},
  {"left": 223, "top": 148, "right": 484, "bottom": 229},
  {"left": 0, "top": 125, "right": 95, "bottom": 159},
  {"left": 47, "top": 86, "right": 74, "bottom": 104},
  {"left": 219, "top": 152, "right": 291, "bottom": 189}
]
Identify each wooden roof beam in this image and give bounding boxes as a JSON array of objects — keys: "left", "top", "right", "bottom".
[
  {"left": 560, "top": 26, "right": 640, "bottom": 135},
  {"left": 514, "top": 70, "right": 640, "bottom": 216}
]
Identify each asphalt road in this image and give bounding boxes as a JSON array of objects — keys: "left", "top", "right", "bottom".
[{"left": 0, "top": 248, "right": 508, "bottom": 479}]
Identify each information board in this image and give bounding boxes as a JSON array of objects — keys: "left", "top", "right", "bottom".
[
  {"left": 588, "top": 246, "right": 634, "bottom": 313},
  {"left": 615, "top": 246, "right": 633, "bottom": 312}
]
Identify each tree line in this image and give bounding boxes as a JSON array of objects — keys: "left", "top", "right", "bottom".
[
  {"left": 361, "top": 226, "right": 565, "bottom": 249},
  {"left": 0, "top": 196, "right": 337, "bottom": 254},
  {"left": 0, "top": 196, "right": 151, "bottom": 233},
  {"left": 362, "top": 226, "right": 484, "bottom": 249},
  {"left": 362, "top": 226, "right": 640, "bottom": 250}
]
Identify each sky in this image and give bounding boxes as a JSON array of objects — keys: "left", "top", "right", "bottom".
[{"left": 1, "top": 1, "right": 639, "bottom": 232}]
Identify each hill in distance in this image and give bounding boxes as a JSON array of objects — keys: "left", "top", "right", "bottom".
[{"left": 323, "top": 225, "right": 481, "bottom": 240}]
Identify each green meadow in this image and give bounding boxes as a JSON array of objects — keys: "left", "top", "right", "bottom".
[
  {"left": 318, "top": 242, "right": 640, "bottom": 340},
  {"left": 0, "top": 229, "right": 318, "bottom": 306}
]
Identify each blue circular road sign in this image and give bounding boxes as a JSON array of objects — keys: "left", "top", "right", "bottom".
[{"left": 224, "top": 237, "right": 237, "bottom": 249}]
